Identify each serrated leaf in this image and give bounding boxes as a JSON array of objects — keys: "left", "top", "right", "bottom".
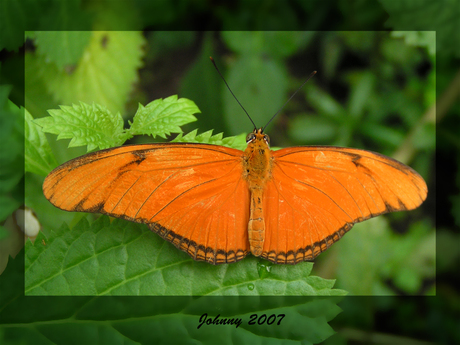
[
  {"left": 43, "top": 31, "right": 145, "bottom": 116},
  {"left": 25, "top": 216, "right": 346, "bottom": 296},
  {"left": 34, "top": 102, "right": 128, "bottom": 151},
  {"left": 25, "top": 108, "right": 58, "bottom": 175},
  {"left": 35, "top": 31, "right": 92, "bottom": 70},
  {"left": 3, "top": 248, "right": 342, "bottom": 344},
  {"left": 128, "top": 95, "right": 199, "bottom": 138},
  {"left": 173, "top": 129, "right": 247, "bottom": 151}
]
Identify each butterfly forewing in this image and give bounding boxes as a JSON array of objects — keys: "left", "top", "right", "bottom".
[{"left": 43, "top": 143, "right": 251, "bottom": 264}]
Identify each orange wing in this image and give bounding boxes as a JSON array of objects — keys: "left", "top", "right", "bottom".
[
  {"left": 43, "top": 143, "right": 250, "bottom": 264},
  {"left": 261, "top": 146, "right": 428, "bottom": 264}
]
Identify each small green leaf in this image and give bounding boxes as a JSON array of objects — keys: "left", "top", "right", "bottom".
[
  {"left": 128, "top": 95, "right": 199, "bottom": 139},
  {"left": 34, "top": 102, "right": 128, "bottom": 152},
  {"left": 173, "top": 129, "right": 247, "bottom": 151},
  {"left": 25, "top": 108, "right": 58, "bottom": 175}
]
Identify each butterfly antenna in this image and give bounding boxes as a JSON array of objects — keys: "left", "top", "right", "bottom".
[
  {"left": 210, "top": 57, "right": 257, "bottom": 129},
  {"left": 262, "top": 70, "right": 317, "bottom": 132}
]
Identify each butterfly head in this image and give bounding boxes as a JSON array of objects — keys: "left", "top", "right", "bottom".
[{"left": 246, "top": 128, "right": 270, "bottom": 147}]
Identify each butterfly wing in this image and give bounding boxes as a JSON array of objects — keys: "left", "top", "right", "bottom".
[
  {"left": 262, "top": 146, "right": 428, "bottom": 264},
  {"left": 43, "top": 143, "right": 250, "bottom": 264}
]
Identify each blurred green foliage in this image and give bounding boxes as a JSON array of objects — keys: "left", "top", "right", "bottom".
[{"left": 0, "top": 0, "right": 458, "bottom": 343}]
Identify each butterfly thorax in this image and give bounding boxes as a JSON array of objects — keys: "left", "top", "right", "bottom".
[
  {"left": 242, "top": 130, "right": 273, "bottom": 188},
  {"left": 242, "top": 129, "right": 273, "bottom": 256}
]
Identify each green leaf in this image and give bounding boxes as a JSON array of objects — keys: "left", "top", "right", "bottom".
[
  {"left": 35, "top": 31, "right": 92, "bottom": 70},
  {"left": 25, "top": 108, "right": 58, "bottom": 175},
  {"left": 34, "top": 102, "right": 128, "bottom": 151},
  {"left": 128, "top": 95, "right": 199, "bottom": 139},
  {"left": 3, "top": 246, "right": 343, "bottom": 344},
  {"left": 173, "top": 129, "right": 247, "bottom": 151},
  {"left": 25, "top": 216, "right": 346, "bottom": 296},
  {"left": 42, "top": 31, "right": 145, "bottom": 116}
]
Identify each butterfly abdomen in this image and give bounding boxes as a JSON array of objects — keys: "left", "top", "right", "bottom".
[{"left": 248, "top": 188, "right": 265, "bottom": 256}]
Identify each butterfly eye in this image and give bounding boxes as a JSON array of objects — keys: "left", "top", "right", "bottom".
[
  {"left": 263, "top": 134, "right": 270, "bottom": 146},
  {"left": 246, "top": 133, "right": 256, "bottom": 143}
]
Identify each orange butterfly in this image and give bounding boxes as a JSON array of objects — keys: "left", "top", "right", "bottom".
[
  {"left": 43, "top": 61, "right": 427, "bottom": 265},
  {"left": 43, "top": 126, "right": 427, "bottom": 264}
]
